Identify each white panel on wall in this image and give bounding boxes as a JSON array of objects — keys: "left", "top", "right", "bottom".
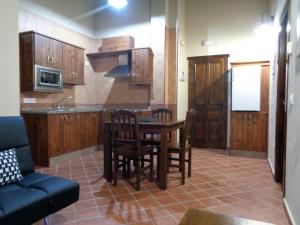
[{"left": 232, "top": 65, "right": 261, "bottom": 111}]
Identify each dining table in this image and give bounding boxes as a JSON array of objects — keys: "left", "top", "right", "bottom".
[{"left": 103, "top": 116, "right": 185, "bottom": 190}]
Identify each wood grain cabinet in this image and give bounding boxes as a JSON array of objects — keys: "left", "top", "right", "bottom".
[
  {"left": 131, "top": 48, "right": 153, "bottom": 85},
  {"left": 230, "top": 112, "right": 268, "bottom": 151},
  {"left": 63, "top": 43, "right": 84, "bottom": 84},
  {"left": 23, "top": 112, "right": 102, "bottom": 166},
  {"left": 20, "top": 31, "right": 85, "bottom": 91}
]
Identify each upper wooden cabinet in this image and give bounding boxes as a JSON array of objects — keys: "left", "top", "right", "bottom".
[
  {"left": 19, "top": 31, "right": 85, "bottom": 91},
  {"left": 131, "top": 48, "right": 153, "bottom": 85},
  {"left": 63, "top": 43, "right": 84, "bottom": 85},
  {"left": 34, "top": 33, "right": 63, "bottom": 70}
]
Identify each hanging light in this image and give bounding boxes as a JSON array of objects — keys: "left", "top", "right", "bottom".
[{"left": 108, "top": 0, "right": 128, "bottom": 9}]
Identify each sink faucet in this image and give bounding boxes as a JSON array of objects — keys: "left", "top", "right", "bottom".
[{"left": 56, "top": 96, "right": 72, "bottom": 110}]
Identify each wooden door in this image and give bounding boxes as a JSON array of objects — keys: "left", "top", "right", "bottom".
[
  {"left": 49, "top": 38, "right": 63, "bottom": 70},
  {"left": 63, "top": 43, "right": 74, "bottom": 83},
  {"left": 188, "top": 54, "right": 229, "bottom": 149},
  {"left": 34, "top": 34, "right": 49, "bottom": 67}
]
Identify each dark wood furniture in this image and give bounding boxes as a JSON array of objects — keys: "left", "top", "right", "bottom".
[
  {"left": 111, "top": 110, "right": 153, "bottom": 190},
  {"left": 104, "top": 118, "right": 185, "bottom": 190},
  {"left": 19, "top": 31, "right": 85, "bottom": 91},
  {"left": 179, "top": 209, "right": 274, "bottom": 225},
  {"left": 188, "top": 54, "right": 229, "bottom": 149},
  {"left": 87, "top": 47, "right": 153, "bottom": 85},
  {"left": 230, "top": 61, "right": 269, "bottom": 152},
  {"left": 63, "top": 43, "right": 84, "bottom": 84},
  {"left": 22, "top": 111, "right": 102, "bottom": 166},
  {"left": 168, "top": 109, "right": 196, "bottom": 184}
]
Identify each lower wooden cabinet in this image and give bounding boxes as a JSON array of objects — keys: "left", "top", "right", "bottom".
[
  {"left": 23, "top": 112, "right": 102, "bottom": 166},
  {"left": 230, "top": 112, "right": 268, "bottom": 151}
]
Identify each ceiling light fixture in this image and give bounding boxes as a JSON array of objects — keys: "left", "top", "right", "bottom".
[{"left": 108, "top": 0, "right": 128, "bottom": 9}]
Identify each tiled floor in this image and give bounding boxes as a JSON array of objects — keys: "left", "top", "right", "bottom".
[{"left": 36, "top": 149, "right": 289, "bottom": 225}]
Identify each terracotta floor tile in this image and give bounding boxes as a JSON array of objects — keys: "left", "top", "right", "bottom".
[
  {"left": 37, "top": 149, "right": 288, "bottom": 225},
  {"left": 145, "top": 206, "right": 170, "bottom": 218}
]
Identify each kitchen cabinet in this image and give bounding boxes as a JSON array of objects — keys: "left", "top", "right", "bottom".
[
  {"left": 230, "top": 112, "right": 268, "bottom": 151},
  {"left": 22, "top": 111, "right": 102, "bottom": 166},
  {"left": 34, "top": 33, "right": 63, "bottom": 70},
  {"left": 230, "top": 61, "right": 270, "bottom": 152},
  {"left": 19, "top": 31, "right": 85, "bottom": 92},
  {"left": 63, "top": 43, "right": 84, "bottom": 84},
  {"left": 131, "top": 48, "right": 153, "bottom": 85}
]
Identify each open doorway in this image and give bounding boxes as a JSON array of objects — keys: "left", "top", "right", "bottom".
[{"left": 274, "top": 5, "right": 290, "bottom": 195}]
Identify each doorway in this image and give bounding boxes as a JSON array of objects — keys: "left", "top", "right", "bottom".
[
  {"left": 274, "top": 5, "right": 289, "bottom": 194},
  {"left": 188, "top": 54, "right": 229, "bottom": 149}
]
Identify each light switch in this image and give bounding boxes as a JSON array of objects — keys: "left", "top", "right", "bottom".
[
  {"left": 179, "top": 72, "right": 185, "bottom": 81},
  {"left": 289, "top": 93, "right": 294, "bottom": 105}
]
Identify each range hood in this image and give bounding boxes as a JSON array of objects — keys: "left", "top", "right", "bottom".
[{"left": 104, "top": 53, "right": 132, "bottom": 79}]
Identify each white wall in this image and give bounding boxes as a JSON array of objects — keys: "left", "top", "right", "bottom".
[
  {"left": 0, "top": 0, "right": 20, "bottom": 116},
  {"left": 268, "top": 0, "right": 300, "bottom": 224}
]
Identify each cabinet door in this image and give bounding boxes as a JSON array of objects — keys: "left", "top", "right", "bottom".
[
  {"left": 49, "top": 39, "right": 63, "bottom": 70},
  {"left": 70, "top": 113, "right": 81, "bottom": 151},
  {"left": 63, "top": 113, "right": 73, "bottom": 153},
  {"left": 131, "top": 48, "right": 153, "bottom": 84},
  {"left": 63, "top": 43, "right": 74, "bottom": 83},
  {"left": 35, "top": 34, "right": 49, "bottom": 67},
  {"left": 247, "top": 112, "right": 268, "bottom": 151},
  {"left": 230, "top": 112, "right": 247, "bottom": 149},
  {"left": 88, "top": 113, "right": 99, "bottom": 146},
  {"left": 80, "top": 113, "right": 90, "bottom": 149},
  {"left": 75, "top": 47, "right": 84, "bottom": 85},
  {"left": 48, "top": 114, "right": 64, "bottom": 157}
]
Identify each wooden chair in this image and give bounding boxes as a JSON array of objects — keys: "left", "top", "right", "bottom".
[
  {"left": 167, "top": 109, "right": 197, "bottom": 184},
  {"left": 111, "top": 110, "right": 154, "bottom": 190},
  {"left": 142, "top": 108, "right": 172, "bottom": 179}
]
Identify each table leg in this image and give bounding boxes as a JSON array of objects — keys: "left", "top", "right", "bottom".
[
  {"left": 159, "top": 128, "right": 168, "bottom": 190},
  {"left": 104, "top": 123, "right": 112, "bottom": 182}
]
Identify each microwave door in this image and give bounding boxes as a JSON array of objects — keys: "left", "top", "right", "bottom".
[{"left": 38, "top": 69, "right": 62, "bottom": 87}]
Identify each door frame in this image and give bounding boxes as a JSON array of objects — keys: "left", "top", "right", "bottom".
[{"left": 274, "top": 3, "right": 289, "bottom": 194}]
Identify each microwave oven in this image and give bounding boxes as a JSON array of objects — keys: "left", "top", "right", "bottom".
[{"left": 34, "top": 65, "right": 63, "bottom": 92}]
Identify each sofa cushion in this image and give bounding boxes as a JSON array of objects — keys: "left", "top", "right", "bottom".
[
  {"left": 0, "top": 186, "right": 49, "bottom": 225},
  {"left": 17, "top": 173, "right": 80, "bottom": 213},
  {"left": 0, "top": 117, "right": 34, "bottom": 175},
  {"left": 0, "top": 149, "right": 23, "bottom": 186}
]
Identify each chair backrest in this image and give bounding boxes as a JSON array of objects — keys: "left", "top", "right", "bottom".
[
  {"left": 182, "top": 109, "right": 197, "bottom": 149},
  {"left": 0, "top": 116, "right": 34, "bottom": 175},
  {"left": 110, "top": 110, "right": 141, "bottom": 152},
  {"left": 152, "top": 108, "right": 172, "bottom": 121}
]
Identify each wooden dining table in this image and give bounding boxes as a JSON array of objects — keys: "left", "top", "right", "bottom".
[{"left": 103, "top": 117, "right": 185, "bottom": 190}]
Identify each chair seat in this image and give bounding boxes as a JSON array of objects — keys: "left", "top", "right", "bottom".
[
  {"left": 16, "top": 173, "right": 79, "bottom": 213},
  {"left": 115, "top": 144, "right": 153, "bottom": 157}
]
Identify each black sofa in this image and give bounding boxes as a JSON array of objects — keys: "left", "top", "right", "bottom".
[{"left": 0, "top": 116, "right": 80, "bottom": 225}]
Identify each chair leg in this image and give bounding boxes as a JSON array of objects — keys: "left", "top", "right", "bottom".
[
  {"left": 188, "top": 149, "right": 192, "bottom": 177},
  {"left": 113, "top": 153, "right": 118, "bottom": 186},
  {"left": 44, "top": 217, "right": 49, "bottom": 225},
  {"left": 149, "top": 152, "right": 153, "bottom": 182},
  {"left": 135, "top": 158, "right": 141, "bottom": 191},
  {"left": 122, "top": 157, "right": 127, "bottom": 177},
  {"left": 141, "top": 156, "right": 145, "bottom": 169},
  {"left": 126, "top": 158, "right": 131, "bottom": 178},
  {"left": 181, "top": 151, "right": 185, "bottom": 185}
]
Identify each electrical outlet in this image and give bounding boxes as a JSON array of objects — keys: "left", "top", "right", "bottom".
[{"left": 23, "top": 98, "right": 36, "bottom": 104}]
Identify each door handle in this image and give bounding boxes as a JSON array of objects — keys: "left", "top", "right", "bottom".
[{"left": 47, "top": 56, "right": 50, "bottom": 62}]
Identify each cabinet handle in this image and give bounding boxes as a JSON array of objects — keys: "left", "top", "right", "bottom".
[
  {"left": 64, "top": 114, "right": 68, "bottom": 120},
  {"left": 244, "top": 114, "right": 247, "bottom": 119},
  {"left": 47, "top": 56, "right": 50, "bottom": 62},
  {"left": 60, "top": 115, "right": 64, "bottom": 120},
  {"left": 51, "top": 56, "right": 54, "bottom": 63},
  {"left": 77, "top": 114, "right": 80, "bottom": 119},
  {"left": 249, "top": 114, "right": 252, "bottom": 120}
]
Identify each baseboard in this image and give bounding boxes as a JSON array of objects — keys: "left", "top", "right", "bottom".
[
  {"left": 268, "top": 157, "right": 275, "bottom": 175},
  {"left": 283, "top": 198, "right": 296, "bottom": 225}
]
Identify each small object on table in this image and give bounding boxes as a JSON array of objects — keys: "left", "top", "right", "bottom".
[{"left": 179, "top": 209, "right": 275, "bottom": 225}]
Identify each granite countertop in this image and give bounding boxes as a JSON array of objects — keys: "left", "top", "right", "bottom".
[{"left": 21, "top": 105, "right": 151, "bottom": 114}]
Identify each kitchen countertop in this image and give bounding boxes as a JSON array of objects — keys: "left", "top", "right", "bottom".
[{"left": 21, "top": 105, "right": 151, "bottom": 114}]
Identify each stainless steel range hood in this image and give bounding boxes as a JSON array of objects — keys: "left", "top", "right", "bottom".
[{"left": 104, "top": 53, "right": 132, "bottom": 79}]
